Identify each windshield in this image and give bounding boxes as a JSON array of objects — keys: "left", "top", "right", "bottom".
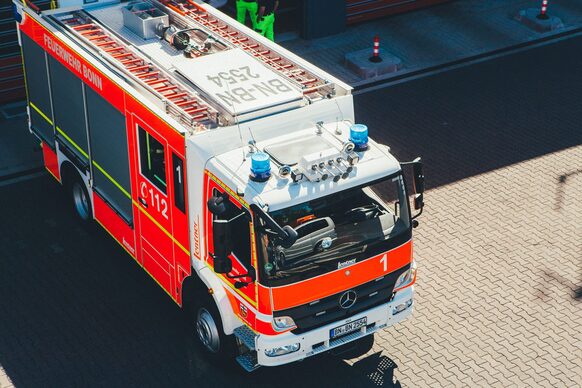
[{"left": 256, "top": 173, "right": 412, "bottom": 287}]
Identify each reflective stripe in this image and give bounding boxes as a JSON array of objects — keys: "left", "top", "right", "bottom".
[
  {"left": 29, "top": 102, "right": 53, "bottom": 126},
  {"left": 56, "top": 126, "right": 89, "bottom": 159},
  {"left": 92, "top": 160, "right": 131, "bottom": 199},
  {"left": 135, "top": 200, "right": 190, "bottom": 256}
]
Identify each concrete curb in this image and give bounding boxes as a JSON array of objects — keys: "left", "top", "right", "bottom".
[
  {"left": 345, "top": 48, "right": 403, "bottom": 79},
  {"left": 514, "top": 8, "right": 564, "bottom": 33}
]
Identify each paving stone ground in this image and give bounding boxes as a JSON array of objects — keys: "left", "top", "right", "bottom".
[
  {"left": 348, "top": 33, "right": 582, "bottom": 387},
  {"left": 1, "top": 20, "right": 582, "bottom": 388}
]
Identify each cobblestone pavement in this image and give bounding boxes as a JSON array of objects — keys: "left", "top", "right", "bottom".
[{"left": 1, "top": 29, "right": 582, "bottom": 388}]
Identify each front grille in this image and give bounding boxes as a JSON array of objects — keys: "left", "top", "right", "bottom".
[{"left": 274, "top": 264, "right": 410, "bottom": 334}]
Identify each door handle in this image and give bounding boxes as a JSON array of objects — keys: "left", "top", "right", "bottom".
[{"left": 138, "top": 197, "right": 148, "bottom": 208}]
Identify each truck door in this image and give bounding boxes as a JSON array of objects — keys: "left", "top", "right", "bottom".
[
  {"left": 133, "top": 116, "right": 175, "bottom": 297},
  {"left": 206, "top": 179, "right": 258, "bottom": 313}
]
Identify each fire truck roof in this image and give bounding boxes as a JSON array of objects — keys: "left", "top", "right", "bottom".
[
  {"left": 206, "top": 123, "right": 402, "bottom": 211},
  {"left": 47, "top": 0, "right": 351, "bottom": 132}
]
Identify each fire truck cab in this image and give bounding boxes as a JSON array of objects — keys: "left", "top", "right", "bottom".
[{"left": 14, "top": 0, "right": 424, "bottom": 371}]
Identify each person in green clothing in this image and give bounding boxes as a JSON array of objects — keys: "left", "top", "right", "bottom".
[
  {"left": 255, "top": 0, "right": 279, "bottom": 41},
  {"left": 236, "top": 0, "right": 258, "bottom": 30}
]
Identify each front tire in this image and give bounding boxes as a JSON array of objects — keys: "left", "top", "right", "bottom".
[{"left": 191, "top": 294, "right": 236, "bottom": 360}]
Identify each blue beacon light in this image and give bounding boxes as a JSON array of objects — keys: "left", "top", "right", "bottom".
[
  {"left": 350, "top": 124, "right": 369, "bottom": 151},
  {"left": 250, "top": 152, "right": 271, "bottom": 182}
]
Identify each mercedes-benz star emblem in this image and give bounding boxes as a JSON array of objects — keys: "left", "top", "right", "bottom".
[{"left": 339, "top": 290, "right": 357, "bottom": 309}]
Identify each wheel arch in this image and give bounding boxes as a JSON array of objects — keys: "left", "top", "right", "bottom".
[{"left": 183, "top": 267, "right": 240, "bottom": 335}]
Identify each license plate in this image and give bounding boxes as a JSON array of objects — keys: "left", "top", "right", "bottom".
[{"left": 330, "top": 317, "right": 367, "bottom": 338}]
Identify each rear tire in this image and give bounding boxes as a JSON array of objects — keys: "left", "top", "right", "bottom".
[{"left": 71, "top": 177, "right": 92, "bottom": 222}]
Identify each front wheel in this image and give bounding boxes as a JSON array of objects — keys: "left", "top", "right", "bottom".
[{"left": 192, "top": 296, "right": 236, "bottom": 359}]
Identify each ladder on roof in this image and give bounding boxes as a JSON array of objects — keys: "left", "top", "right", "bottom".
[
  {"left": 158, "top": 0, "right": 333, "bottom": 99},
  {"left": 59, "top": 11, "right": 217, "bottom": 128}
]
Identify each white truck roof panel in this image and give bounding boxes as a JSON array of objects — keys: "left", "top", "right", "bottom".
[{"left": 174, "top": 49, "right": 303, "bottom": 118}]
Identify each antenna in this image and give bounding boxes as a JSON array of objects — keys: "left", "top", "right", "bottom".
[
  {"left": 334, "top": 99, "right": 344, "bottom": 123},
  {"left": 225, "top": 81, "right": 246, "bottom": 162},
  {"left": 247, "top": 125, "right": 257, "bottom": 147}
]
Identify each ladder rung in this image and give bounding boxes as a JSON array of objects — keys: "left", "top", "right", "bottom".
[
  {"left": 104, "top": 46, "right": 124, "bottom": 53},
  {"left": 80, "top": 29, "right": 100, "bottom": 36},
  {"left": 168, "top": 92, "right": 187, "bottom": 100},
  {"left": 121, "top": 58, "right": 142, "bottom": 65},
  {"left": 185, "top": 107, "right": 208, "bottom": 114},
  {"left": 190, "top": 113, "right": 207, "bottom": 120},
  {"left": 129, "top": 65, "right": 150, "bottom": 72},
  {"left": 301, "top": 79, "right": 318, "bottom": 85},
  {"left": 73, "top": 23, "right": 94, "bottom": 31},
  {"left": 112, "top": 52, "right": 133, "bottom": 59},
  {"left": 88, "top": 35, "right": 108, "bottom": 41},
  {"left": 145, "top": 78, "right": 166, "bottom": 85},
  {"left": 156, "top": 85, "right": 178, "bottom": 93},
  {"left": 176, "top": 99, "right": 196, "bottom": 107},
  {"left": 96, "top": 41, "right": 116, "bottom": 47},
  {"left": 137, "top": 71, "right": 160, "bottom": 79}
]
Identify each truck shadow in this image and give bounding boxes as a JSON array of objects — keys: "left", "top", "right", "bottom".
[
  {"left": 355, "top": 36, "right": 582, "bottom": 191},
  {"left": 0, "top": 175, "right": 403, "bottom": 387}
]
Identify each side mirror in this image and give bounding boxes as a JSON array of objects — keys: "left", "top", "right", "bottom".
[
  {"left": 401, "top": 157, "right": 425, "bottom": 221},
  {"left": 414, "top": 193, "right": 424, "bottom": 211},
  {"left": 207, "top": 195, "right": 227, "bottom": 216},
  {"left": 412, "top": 157, "right": 425, "bottom": 194},
  {"left": 212, "top": 219, "right": 233, "bottom": 274},
  {"left": 280, "top": 225, "right": 298, "bottom": 249}
]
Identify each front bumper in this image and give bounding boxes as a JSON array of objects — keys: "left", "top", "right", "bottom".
[{"left": 256, "top": 286, "right": 414, "bottom": 367}]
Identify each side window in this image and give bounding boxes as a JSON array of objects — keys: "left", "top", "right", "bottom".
[
  {"left": 138, "top": 126, "right": 167, "bottom": 194},
  {"left": 172, "top": 153, "right": 185, "bottom": 213},
  {"left": 212, "top": 189, "right": 251, "bottom": 269}
]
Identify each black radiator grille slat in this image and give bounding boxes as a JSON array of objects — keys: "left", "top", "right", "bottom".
[{"left": 274, "top": 264, "right": 410, "bottom": 334}]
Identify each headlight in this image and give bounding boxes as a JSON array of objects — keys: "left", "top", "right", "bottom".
[
  {"left": 272, "top": 316, "right": 296, "bottom": 331},
  {"left": 264, "top": 343, "right": 301, "bottom": 357},
  {"left": 394, "top": 261, "right": 417, "bottom": 291}
]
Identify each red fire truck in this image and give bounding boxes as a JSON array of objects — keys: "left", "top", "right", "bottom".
[{"left": 14, "top": 0, "right": 424, "bottom": 371}]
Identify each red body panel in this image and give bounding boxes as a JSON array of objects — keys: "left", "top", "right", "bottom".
[
  {"left": 20, "top": 12, "right": 191, "bottom": 305},
  {"left": 270, "top": 241, "right": 412, "bottom": 311},
  {"left": 42, "top": 142, "right": 60, "bottom": 181},
  {"left": 94, "top": 193, "right": 137, "bottom": 258}
]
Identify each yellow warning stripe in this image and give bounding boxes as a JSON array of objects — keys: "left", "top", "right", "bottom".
[
  {"left": 56, "top": 126, "right": 89, "bottom": 159},
  {"left": 134, "top": 201, "right": 190, "bottom": 256},
  {"left": 45, "top": 166, "right": 59, "bottom": 182},
  {"left": 29, "top": 102, "right": 53, "bottom": 126},
  {"left": 92, "top": 161, "right": 131, "bottom": 200},
  {"left": 206, "top": 170, "right": 249, "bottom": 208}
]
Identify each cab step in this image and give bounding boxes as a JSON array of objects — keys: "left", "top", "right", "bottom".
[
  {"left": 233, "top": 325, "right": 257, "bottom": 351},
  {"left": 235, "top": 351, "right": 260, "bottom": 372}
]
